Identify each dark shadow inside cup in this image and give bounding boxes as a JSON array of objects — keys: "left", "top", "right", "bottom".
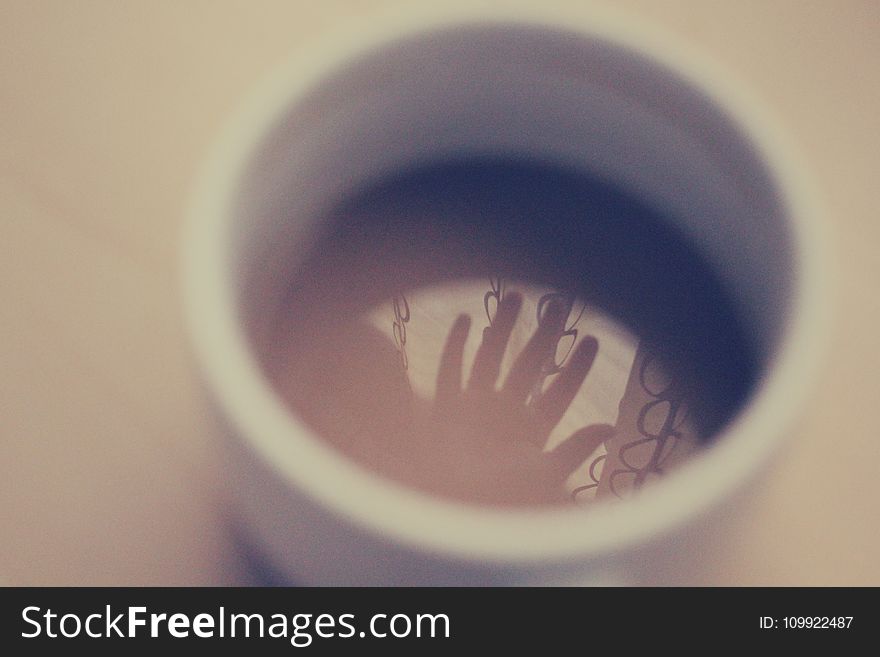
[{"left": 276, "top": 156, "right": 755, "bottom": 443}]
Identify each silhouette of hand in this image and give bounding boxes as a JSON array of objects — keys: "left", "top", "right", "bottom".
[{"left": 426, "top": 291, "right": 613, "bottom": 504}]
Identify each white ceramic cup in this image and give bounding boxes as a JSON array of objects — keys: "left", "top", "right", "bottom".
[{"left": 182, "top": 4, "right": 826, "bottom": 585}]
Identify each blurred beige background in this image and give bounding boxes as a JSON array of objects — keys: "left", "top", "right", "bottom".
[{"left": 1, "top": 0, "right": 878, "bottom": 585}]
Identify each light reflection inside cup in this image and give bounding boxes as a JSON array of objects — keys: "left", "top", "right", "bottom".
[{"left": 268, "top": 276, "right": 702, "bottom": 507}]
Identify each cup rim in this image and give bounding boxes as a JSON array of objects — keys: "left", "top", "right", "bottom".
[{"left": 182, "top": 2, "right": 829, "bottom": 564}]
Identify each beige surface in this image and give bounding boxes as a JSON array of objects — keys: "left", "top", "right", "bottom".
[{"left": 1, "top": 0, "right": 878, "bottom": 585}]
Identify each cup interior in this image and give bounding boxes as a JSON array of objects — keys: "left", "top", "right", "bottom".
[
  {"left": 189, "top": 15, "right": 817, "bottom": 558},
  {"left": 236, "top": 22, "right": 792, "bottom": 363}
]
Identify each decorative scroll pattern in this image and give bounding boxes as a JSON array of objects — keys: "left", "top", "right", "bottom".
[
  {"left": 573, "top": 350, "right": 689, "bottom": 501},
  {"left": 391, "top": 295, "right": 410, "bottom": 370},
  {"left": 483, "top": 275, "right": 506, "bottom": 327},
  {"left": 570, "top": 453, "right": 606, "bottom": 502},
  {"left": 483, "top": 277, "right": 587, "bottom": 405},
  {"left": 530, "top": 291, "right": 586, "bottom": 404}
]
